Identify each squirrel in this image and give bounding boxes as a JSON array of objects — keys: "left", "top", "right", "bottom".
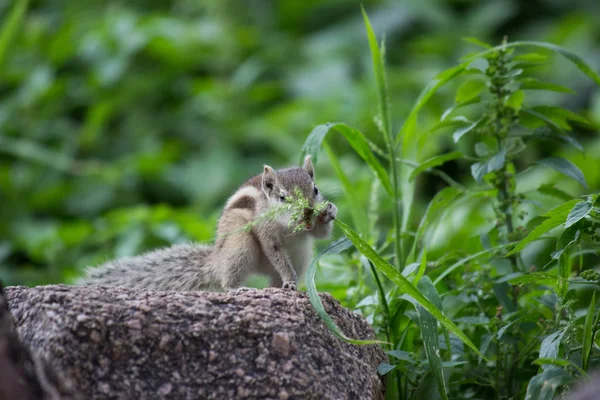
[{"left": 77, "top": 155, "right": 337, "bottom": 291}]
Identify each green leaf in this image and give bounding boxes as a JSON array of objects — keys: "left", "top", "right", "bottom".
[
  {"left": 0, "top": 0, "right": 29, "bottom": 68},
  {"left": 509, "top": 41, "right": 600, "bottom": 86},
  {"left": 470, "top": 162, "right": 487, "bottom": 183},
  {"left": 387, "top": 350, "right": 416, "bottom": 364},
  {"left": 301, "top": 123, "right": 393, "bottom": 196},
  {"left": 441, "top": 98, "right": 480, "bottom": 121},
  {"left": 565, "top": 201, "right": 592, "bottom": 228},
  {"left": 506, "top": 90, "right": 525, "bottom": 112},
  {"left": 525, "top": 366, "right": 573, "bottom": 400},
  {"left": 323, "top": 142, "right": 369, "bottom": 235},
  {"left": 538, "top": 157, "right": 588, "bottom": 189},
  {"left": 462, "top": 37, "right": 492, "bottom": 49},
  {"left": 507, "top": 199, "right": 581, "bottom": 255},
  {"left": 582, "top": 292, "right": 596, "bottom": 372},
  {"left": 529, "top": 127, "right": 583, "bottom": 152},
  {"left": 409, "top": 152, "right": 463, "bottom": 182},
  {"left": 377, "top": 362, "right": 396, "bottom": 376},
  {"left": 414, "top": 249, "right": 427, "bottom": 286},
  {"left": 551, "top": 227, "right": 580, "bottom": 260},
  {"left": 362, "top": 7, "right": 392, "bottom": 144},
  {"left": 531, "top": 105, "right": 589, "bottom": 128},
  {"left": 414, "top": 277, "right": 448, "bottom": 400},
  {"left": 508, "top": 272, "right": 557, "bottom": 284},
  {"left": 453, "top": 118, "right": 483, "bottom": 143},
  {"left": 336, "top": 219, "right": 486, "bottom": 359},
  {"left": 408, "top": 186, "right": 462, "bottom": 263},
  {"left": 456, "top": 80, "right": 486, "bottom": 103},
  {"left": 540, "top": 329, "right": 566, "bottom": 360},
  {"left": 396, "top": 63, "right": 468, "bottom": 146},
  {"left": 536, "top": 184, "right": 573, "bottom": 202},
  {"left": 518, "top": 78, "right": 575, "bottom": 93},
  {"left": 487, "top": 149, "right": 507, "bottom": 173},
  {"left": 305, "top": 236, "right": 384, "bottom": 345}
]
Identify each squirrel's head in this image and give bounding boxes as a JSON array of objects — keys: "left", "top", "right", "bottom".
[
  {"left": 261, "top": 156, "right": 327, "bottom": 230},
  {"left": 261, "top": 155, "right": 324, "bottom": 206}
]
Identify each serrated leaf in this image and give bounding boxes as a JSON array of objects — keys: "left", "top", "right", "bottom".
[
  {"left": 471, "top": 162, "right": 487, "bottom": 183},
  {"left": 532, "top": 105, "right": 589, "bottom": 128},
  {"left": 552, "top": 227, "right": 580, "bottom": 260},
  {"left": 301, "top": 123, "right": 393, "bottom": 195},
  {"left": 410, "top": 151, "right": 463, "bottom": 182},
  {"left": 529, "top": 126, "right": 583, "bottom": 152},
  {"left": 540, "top": 330, "right": 566, "bottom": 360},
  {"left": 565, "top": 201, "right": 592, "bottom": 228},
  {"left": 506, "top": 90, "right": 525, "bottom": 112},
  {"left": 453, "top": 118, "right": 483, "bottom": 143},
  {"left": 336, "top": 219, "right": 487, "bottom": 359},
  {"left": 510, "top": 41, "right": 600, "bottom": 86},
  {"left": 456, "top": 80, "right": 486, "bottom": 103},
  {"left": 518, "top": 78, "right": 574, "bottom": 93},
  {"left": 377, "top": 362, "right": 396, "bottom": 376},
  {"left": 538, "top": 157, "right": 588, "bottom": 189},
  {"left": 487, "top": 149, "right": 507, "bottom": 173},
  {"left": 507, "top": 199, "right": 581, "bottom": 255}
]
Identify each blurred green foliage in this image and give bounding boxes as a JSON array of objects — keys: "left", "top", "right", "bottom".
[
  {"left": 2, "top": 0, "right": 600, "bottom": 398},
  {"left": 2, "top": 0, "right": 598, "bottom": 286}
]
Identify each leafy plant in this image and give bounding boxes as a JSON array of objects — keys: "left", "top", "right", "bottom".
[{"left": 304, "top": 10, "right": 600, "bottom": 400}]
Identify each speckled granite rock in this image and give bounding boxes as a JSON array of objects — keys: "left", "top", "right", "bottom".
[{"left": 5, "top": 285, "right": 386, "bottom": 400}]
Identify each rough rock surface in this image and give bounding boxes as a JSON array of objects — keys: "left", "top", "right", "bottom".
[
  {"left": 6, "top": 285, "right": 386, "bottom": 400},
  {"left": 0, "top": 283, "right": 78, "bottom": 400}
]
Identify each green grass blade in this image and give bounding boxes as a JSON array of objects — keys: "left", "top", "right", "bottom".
[
  {"left": 305, "top": 236, "right": 385, "bottom": 345},
  {"left": 361, "top": 6, "right": 391, "bottom": 144},
  {"left": 582, "top": 292, "right": 596, "bottom": 371},
  {"left": 301, "top": 123, "right": 393, "bottom": 196},
  {"left": 323, "top": 142, "right": 369, "bottom": 235},
  {"left": 395, "top": 63, "right": 468, "bottom": 146},
  {"left": 408, "top": 186, "right": 462, "bottom": 263},
  {"left": 414, "top": 277, "right": 448, "bottom": 400},
  {"left": 336, "top": 219, "right": 486, "bottom": 359},
  {"left": 0, "top": 0, "right": 29, "bottom": 68}
]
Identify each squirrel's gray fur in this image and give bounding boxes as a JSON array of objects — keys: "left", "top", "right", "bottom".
[{"left": 77, "top": 156, "right": 337, "bottom": 291}]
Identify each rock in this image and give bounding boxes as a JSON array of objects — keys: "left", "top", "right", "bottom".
[
  {"left": 6, "top": 285, "right": 386, "bottom": 399},
  {"left": 0, "top": 283, "right": 78, "bottom": 400}
]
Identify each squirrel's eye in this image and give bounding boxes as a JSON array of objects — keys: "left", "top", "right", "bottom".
[
  {"left": 314, "top": 186, "right": 319, "bottom": 195},
  {"left": 279, "top": 194, "right": 286, "bottom": 202}
]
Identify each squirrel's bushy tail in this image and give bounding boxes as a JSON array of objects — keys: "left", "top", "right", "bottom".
[{"left": 77, "top": 243, "right": 218, "bottom": 291}]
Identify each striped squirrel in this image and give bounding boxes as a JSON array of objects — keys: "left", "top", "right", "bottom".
[{"left": 77, "top": 155, "right": 337, "bottom": 291}]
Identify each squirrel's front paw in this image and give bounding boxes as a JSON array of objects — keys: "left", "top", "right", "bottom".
[
  {"left": 282, "top": 281, "right": 297, "bottom": 291},
  {"left": 317, "top": 202, "right": 337, "bottom": 225}
]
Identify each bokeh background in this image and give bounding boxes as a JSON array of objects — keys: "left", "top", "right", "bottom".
[{"left": 1, "top": 0, "right": 599, "bottom": 286}]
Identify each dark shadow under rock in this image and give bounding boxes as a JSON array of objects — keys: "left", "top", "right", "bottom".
[{"left": 5, "top": 285, "right": 386, "bottom": 400}]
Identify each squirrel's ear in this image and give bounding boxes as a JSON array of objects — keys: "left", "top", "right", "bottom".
[
  {"left": 262, "top": 165, "right": 277, "bottom": 192},
  {"left": 303, "top": 155, "right": 315, "bottom": 180}
]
